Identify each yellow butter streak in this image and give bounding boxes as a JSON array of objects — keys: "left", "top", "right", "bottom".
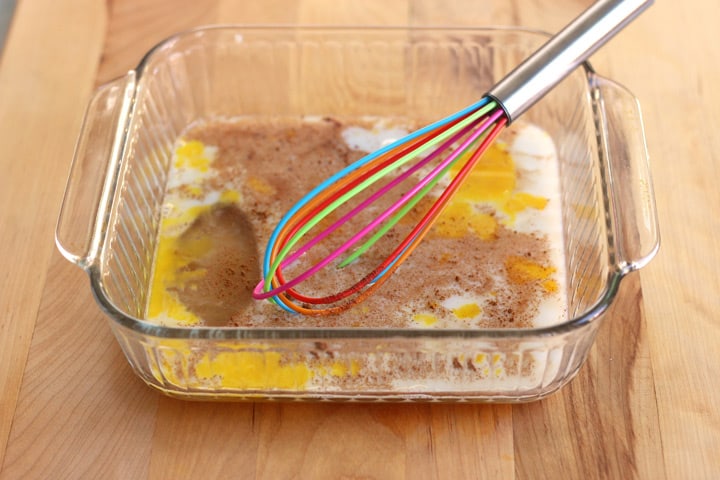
[
  {"left": 435, "top": 142, "right": 549, "bottom": 238},
  {"left": 413, "top": 313, "right": 438, "bottom": 326},
  {"left": 247, "top": 176, "right": 276, "bottom": 195},
  {"left": 147, "top": 139, "right": 241, "bottom": 326},
  {"left": 452, "top": 303, "right": 482, "bottom": 319},
  {"left": 147, "top": 205, "right": 213, "bottom": 325},
  {"left": 504, "top": 255, "right": 558, "bottom": 293},
  {"left": 148, "top": 341, "right": 362, "bottom": 391},
  {"left": 175, "top": 140, "right": 211, "bottom": 171},
  {"left": 194, "top": 351, "right": 312, "bottom": 389}
]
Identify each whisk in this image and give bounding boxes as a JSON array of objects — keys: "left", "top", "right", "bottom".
[{"left": 252, "top": 0, "right": 652, "bottom": 315}]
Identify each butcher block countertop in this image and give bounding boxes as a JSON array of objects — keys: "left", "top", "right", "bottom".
[{"left": 0, "top": 0, "right": 718, "bottom": 478}]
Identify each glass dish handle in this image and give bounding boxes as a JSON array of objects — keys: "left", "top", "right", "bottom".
[
  {"left": 593, "top": 73, "right": 660, "bottom": 273},
  {"left": 55, "top": 73, "right": 136, "bottom": 269}
]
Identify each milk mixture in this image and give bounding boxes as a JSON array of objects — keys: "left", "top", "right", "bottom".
[
  {"left": 147, "top": 116, "right": 566, "bottom": 328},
  {"left": 143, "top": 116, "right": 568, "bottom": 392}
]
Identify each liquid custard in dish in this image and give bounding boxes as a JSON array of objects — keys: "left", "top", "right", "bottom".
[
  {"left": 146, "top": 116, "right": 567, "bottom": 330},
  {"left": 142, "top": 116, "right": 570, "bottom": 393}
]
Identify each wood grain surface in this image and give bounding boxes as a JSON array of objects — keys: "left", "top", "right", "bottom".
[{"left": 0, "top": 0, "right": 718, "bottom": 479}]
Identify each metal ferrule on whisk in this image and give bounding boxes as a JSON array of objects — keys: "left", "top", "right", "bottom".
[{"left": 487, "top": 0, "right": 653, "bottom": 123}]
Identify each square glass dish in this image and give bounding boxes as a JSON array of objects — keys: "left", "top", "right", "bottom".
[{"left": 56, "top": 26, "right": 659, "bottom": 402}]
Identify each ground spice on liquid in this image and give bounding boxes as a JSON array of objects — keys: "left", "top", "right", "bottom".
[{"left": 154, "top": 116, "right": 560, "bottom": 329}]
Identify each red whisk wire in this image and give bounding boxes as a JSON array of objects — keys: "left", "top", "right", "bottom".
[
  {"left": 269, "top": 114, "right": 470, "bottom": 305},
  {"left": 267, "top": 113, "right": 507, "bottom": 315}
]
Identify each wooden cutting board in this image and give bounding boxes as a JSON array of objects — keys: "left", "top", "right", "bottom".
[{"left": 0, "top": 0, "right": 718, "bottom": 478}]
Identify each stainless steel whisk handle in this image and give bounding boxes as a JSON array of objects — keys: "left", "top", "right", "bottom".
[{"left": 487, "top": 0, "right": 653, "bottom": 123}]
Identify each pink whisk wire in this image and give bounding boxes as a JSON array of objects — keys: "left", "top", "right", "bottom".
[{"left": 252, "top": 103, "right": 507, "bottom": 313}]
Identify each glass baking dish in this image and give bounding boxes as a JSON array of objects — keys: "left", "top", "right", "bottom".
[{"left": 56, "top": 26, "right": 659, "bottom": 402}]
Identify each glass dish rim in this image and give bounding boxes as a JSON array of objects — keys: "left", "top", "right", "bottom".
[{"left": 89, "top": 24, "right": 627, "bottom": 341}]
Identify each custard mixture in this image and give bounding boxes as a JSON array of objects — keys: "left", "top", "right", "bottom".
[{"left": 146, "top": 116, "right": 567, "bottom": 329}]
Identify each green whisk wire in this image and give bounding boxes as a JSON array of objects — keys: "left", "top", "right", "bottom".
[{"left": 263, "top": 103, "right": 496, "bottom": 284}]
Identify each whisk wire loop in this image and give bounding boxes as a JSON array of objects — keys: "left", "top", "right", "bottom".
[
  {"left": 261, "top": 104, "right": 496, "bottom": 295},
  {"left": 258, "top": 115, "right": 507, "bottom": 315},
  {"left": 253, "top": 103, "right": 506, "bottom": 314},
  {"left": 257, "top": 98, "right": 492, "bottom": 311},
  {"left": 260, "top": 99, "right": 491, "bottom": 271}
]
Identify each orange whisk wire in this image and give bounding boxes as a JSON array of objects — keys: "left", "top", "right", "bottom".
[{"left": 254, "top": 103, "right": 506, "bottom": 315}]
